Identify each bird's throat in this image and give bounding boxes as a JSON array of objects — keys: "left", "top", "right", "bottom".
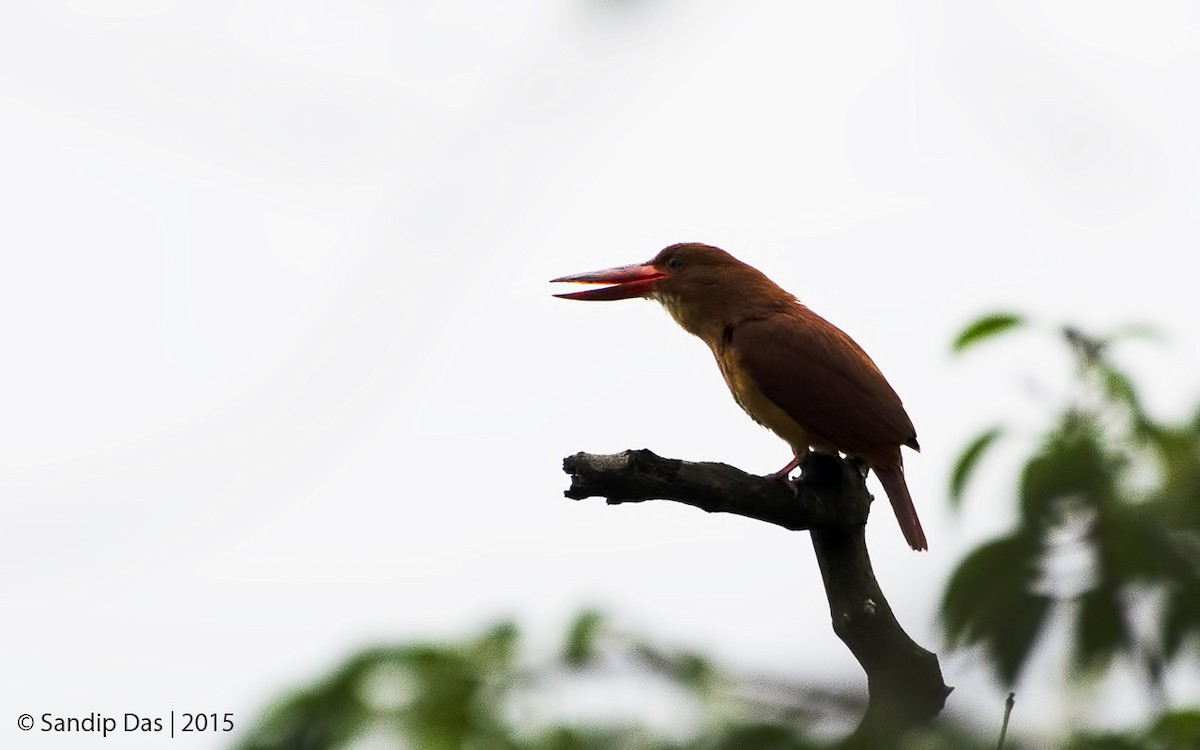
[{"left": 655, "top": 292, "right": 715, "bottom": 341}]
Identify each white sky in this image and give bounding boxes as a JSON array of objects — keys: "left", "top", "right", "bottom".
[{"left": 3, "top": 1, "right": 1199, "bottom": 746}]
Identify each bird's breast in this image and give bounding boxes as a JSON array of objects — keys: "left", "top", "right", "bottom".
[{"left": 714, "top": 344, "right": 824, "bottom": 454}]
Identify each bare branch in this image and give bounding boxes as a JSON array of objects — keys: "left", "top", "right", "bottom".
[
  {"left": 561, "top": 448, "right": 951, "bottom": 747},
  {"left": 996, "top": 692, "right": 1016, "bottom": 750},
  {"left": 562, "top": 448, "right": 868, "bottom": 531}
]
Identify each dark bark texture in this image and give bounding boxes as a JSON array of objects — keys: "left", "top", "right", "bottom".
[{"left": 561, "top": 449, "right": 951, "bottom": 748}]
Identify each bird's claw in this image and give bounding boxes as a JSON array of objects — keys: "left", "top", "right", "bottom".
[{"left": 770, "top": 471, "right": 800, "bottom": 495}]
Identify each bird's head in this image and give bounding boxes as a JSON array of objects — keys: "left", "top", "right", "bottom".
[{"left": 552, "top": 243, "right": 790, "bottom": 338}]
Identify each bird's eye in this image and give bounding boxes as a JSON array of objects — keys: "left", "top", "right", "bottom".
[{"left": 666, "top": 256, "right": 683, "bottom": 270}]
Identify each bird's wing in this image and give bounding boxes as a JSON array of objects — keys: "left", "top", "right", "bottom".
[{"left": 729, "top": 309, "right": 917, "bottom": 457}]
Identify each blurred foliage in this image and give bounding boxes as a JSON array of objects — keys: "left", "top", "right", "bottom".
[
  {"left": 238, "top": 622, "right": 521, "bottom": 750},
  {"left": 1066, "top": 709, "right": 1200, "bottom": 750},
  {"left": 236, "top": 610, "right": 844, "bottom": 750},
  {"left": 943, "top": 317, "right": 1200, "bottom": 690},
  {"left": 235, "top": 610, "right": 1199, "bottom": 749}
]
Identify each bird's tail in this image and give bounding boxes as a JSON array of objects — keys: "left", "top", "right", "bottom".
[{"left": 874, "top": 464, "right": 928, "bottom": 551}]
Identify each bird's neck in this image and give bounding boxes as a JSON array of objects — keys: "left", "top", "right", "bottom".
[{"left": 654, "top": 280, "right": 797, "bottom": 346}]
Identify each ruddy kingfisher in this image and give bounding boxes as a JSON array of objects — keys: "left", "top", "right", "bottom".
[{"left": 552, "top": 242, "right": 927, "bottom": 551}]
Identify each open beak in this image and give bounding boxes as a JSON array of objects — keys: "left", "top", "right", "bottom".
[{"left": 550, "top": 262, "right": 665, "bottom": 301}]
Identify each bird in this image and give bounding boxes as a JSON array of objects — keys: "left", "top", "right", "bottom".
[{"left": 551, "top": 242, "right": 927, "bottom": 551}]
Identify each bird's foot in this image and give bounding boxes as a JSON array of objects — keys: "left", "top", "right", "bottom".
[
  {"left": 770, "top": 472, "right": 799, "bottom": 495},
  {"left": 771, "top": 454, "right": 801, "bottom": 478},
  {"left": 769, "top": 454, "right": 802, "bottom": 494}
]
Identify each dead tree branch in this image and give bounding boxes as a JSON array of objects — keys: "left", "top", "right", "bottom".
[{"left": 561, "top": 448, "right": 951, "bottom": 747}]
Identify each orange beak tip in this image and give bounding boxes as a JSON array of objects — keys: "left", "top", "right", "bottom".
[{"left": 549, "top": 262, "right": 665, "bottom": 301}]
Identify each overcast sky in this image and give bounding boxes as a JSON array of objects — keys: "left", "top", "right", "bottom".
[{"left": 3, "top": 1, "right": 1199, "bottom": 746}]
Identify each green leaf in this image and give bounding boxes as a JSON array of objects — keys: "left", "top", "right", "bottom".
[
  {"left": 993, "top": 588, "right": 1052, "bottom": 686},
  {"left": 1018, "top": 421, "right": 1114, "bottom": 521},
  {"left": 942, "top": 537, "right": 1020, "bottom": 645},
  {"left": 948, "top": 427, "right": 1002, "bottom": 509},
  {"left": 951, "top": 313, "right": 1025, "bottom": 354},
  {"left": 472, "top": 620, "right": 519, "bottom": 670},
  {"left": 1163, "top": 582, "right": 1200, "bottom": 661},
  {"left": 1064, "top": 732, "right": 1143, "bottom": 750},
  {"left": 1099, "top": 511, "right": 1160, "bottom": 582},
  {"left": 940, "top": 534, "right": 1050, "bottom": 684},
  {"left": 668, "top": 652, "right": 714, "bottom": 691},
  {"left": 1074, "top": 585, "right": 1128, "bottom": 674},
  {"left": 1147, "top": 709, "right": 1200, "bottom": 746},
  {"left": 629, "top": 640, "right": 716, "bottom": 692},
  {"left": 1145, "top": 422, "right": 1200, "bottom": 525},
  {"left": 1098, "top": 365, "right": 1137, "bottom": 406},
  {"left": 563, "top": 609, "right": 605, "bottom": 666},
  {"left": 1063, "top": 325, "right": 1106, "bottom": 365}
]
